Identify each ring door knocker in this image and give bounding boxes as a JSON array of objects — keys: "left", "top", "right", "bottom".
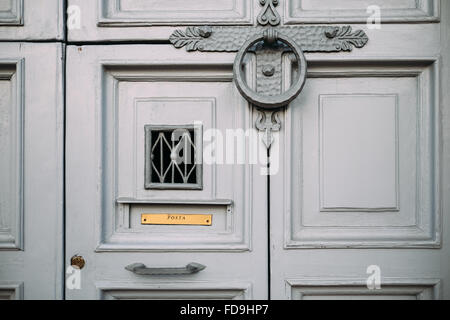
[
  {"left": 169, "top": 0, "right": 369, "bottom": 148},
  {"left": 233, "top": 28, "right": 307, "bottom": 110}
]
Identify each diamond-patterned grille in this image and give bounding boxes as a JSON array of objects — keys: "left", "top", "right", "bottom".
[{"left": 145, "top": 125, "right": 202, "bottom": 190}]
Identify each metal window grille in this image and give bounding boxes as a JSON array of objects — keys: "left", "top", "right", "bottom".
[{"left": 145, "top": 125, "right": 202, "bottom": 190}]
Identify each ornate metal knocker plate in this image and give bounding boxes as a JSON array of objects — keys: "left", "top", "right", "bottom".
[
  {"left": 233, "top": 29, "right": 307, "bottom": 109},
  {"left": 169, "top": 0, "right": 369, "bottom": 146}
]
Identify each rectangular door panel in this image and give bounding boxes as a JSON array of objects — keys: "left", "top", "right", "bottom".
[
  {"left": 0, "top": 0, "right": 63, "bottom": 40},
  {"left": 284, "top": 0, "right": 440, "bottom": 24},
  {"left": 100, "top": 0, "right": 253, "bottom": 25},
  {"left": 68, "top": 0, "right": 257, "bottom": 41},
  {"left": 97, "top": 282, "right": 252, "bottom": 300},
  {"left": 285, "top": 60, "right": 440, "bottom": 248},
  {"left": 101, "top": 73, "right": 251, "bottom": 251},
  {"left": 287, "top": 279, "right": 441, "bottom": 300},
  {"left": 0, "top": 0, "right": 22, "bottom": 25},
  {"left": 66, "top": 45, "right": 268, "bottom": 299},
  {"left": 0, "top": 58, "right": 22, "bottom": 251},
  {"left": 0, "top": 43, "right": 63, "bottom": 299}
]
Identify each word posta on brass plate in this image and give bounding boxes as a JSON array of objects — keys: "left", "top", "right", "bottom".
[{"left": 141, "top": 214, "right": 212, "bottom": 226}]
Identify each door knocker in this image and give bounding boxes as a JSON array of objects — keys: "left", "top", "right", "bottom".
[
  {"left": 233, "top": 28, "right": 307, "bottom": 109},
  {"left": 169, "top": 0, "right": 369, "bottom": 147}
]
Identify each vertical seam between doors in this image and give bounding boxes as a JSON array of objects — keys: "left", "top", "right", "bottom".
[{"left": 267, "top": 148, "right": 271, "bottom": 300}]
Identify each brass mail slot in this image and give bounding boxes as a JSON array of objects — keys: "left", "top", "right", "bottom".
[{"left": 141, "top": 214, "right": 212, "bottom": 226}]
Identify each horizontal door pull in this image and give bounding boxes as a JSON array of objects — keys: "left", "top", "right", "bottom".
[{"left": 125, "top": 262, "right": 206, "bottom": 275}]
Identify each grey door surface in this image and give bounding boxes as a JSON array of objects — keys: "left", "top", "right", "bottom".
[
  {"left": 65, "top": 0, "right": 450, "bottom": 300},
  {"left": 1, "top": 0, "right": 449, "bottom": 300},
  {"left": 0, "top": 0, "right": 64, "bottom": 300},
  {"left": 0, "top": 45, "right": 63, "bottom": 300},
  {"left": 270, "top": 1, "right": 450, "bottom": 300}
]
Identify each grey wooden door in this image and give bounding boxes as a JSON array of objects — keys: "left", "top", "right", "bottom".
[
  {"left": 66, "top": 0, "right": 450, "bottom": 300},
  {"left": 270, "top": 0, "right": 450, "bottom": 300},
  {"left": 0, "top": 0, "right": 64, "bottom": 300},
  {"left": 0, "top": 43, "right": 63, "bottom": 299},
  {"left": 65, "top": 46, "right": 268, "bottom": 299},
  {"left": 66, "top": 0, "right": 269, "bottom": 300}
]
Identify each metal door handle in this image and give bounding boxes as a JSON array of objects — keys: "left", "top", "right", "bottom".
[{"left": 125, "top": 262, "right": 206, "bottom": 275}]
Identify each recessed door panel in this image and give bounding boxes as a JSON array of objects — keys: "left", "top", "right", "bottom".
[
  {"left": 68, "top": 0, "right": 256, "bottom": 41},
  {"left": 284, "top": 0, "right": 440, "bottom": 24},
  {"left": 0, "top": 43, "right": 63, "bottom": 299},
  {"left": 284, "top": 61, "right": 440, "bottom": 248},
  {"left": 0, "top": 0, "right": 63, "bottom": 40}
]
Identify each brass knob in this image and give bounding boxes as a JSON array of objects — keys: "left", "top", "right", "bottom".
[{"left": 70, "top": 255, "right": 86, "bottom": 270}]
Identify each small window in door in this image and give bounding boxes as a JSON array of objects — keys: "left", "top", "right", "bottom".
[{"left": 145, "top": 125, "right": 202, "bottom": 190}]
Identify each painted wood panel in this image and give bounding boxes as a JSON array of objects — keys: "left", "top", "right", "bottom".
[
  {"left": 0, "top": 43, "right": 63, "bottom": 299},
  {"left": 68, "top": 0, "right": 259, "bottom": 41},
  {"left": 97, "top": 282, "right": 252, "bottom": 300},
  {"left": 0, "top": 0, "right": 63, "bottom": 40},
  {"left": 284, "top": 0, "right": 440, "bottom": 24},
  {"left": 0, "top": 0, "right": 23, "bottom": 25},
  {"left": 0, "top": 60, "right": 23, "bottom": 250},
  {"left": 285, "top": 59, "right": 440, "bottom": 248},
  {"left": 96, "top": 64, "right": 252, "bottom": 251},
  {"left": 99, "top": 0, "right": 253, "bottom": 26},
  {"left": 319, "top": 94, "right": 399, "bottom": 211},
  {"left": 287, "top": 279, "right": 441, "bottom": 300},
  {"left": 0, "top": 282, "right": 23, "bottom": 300}
]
